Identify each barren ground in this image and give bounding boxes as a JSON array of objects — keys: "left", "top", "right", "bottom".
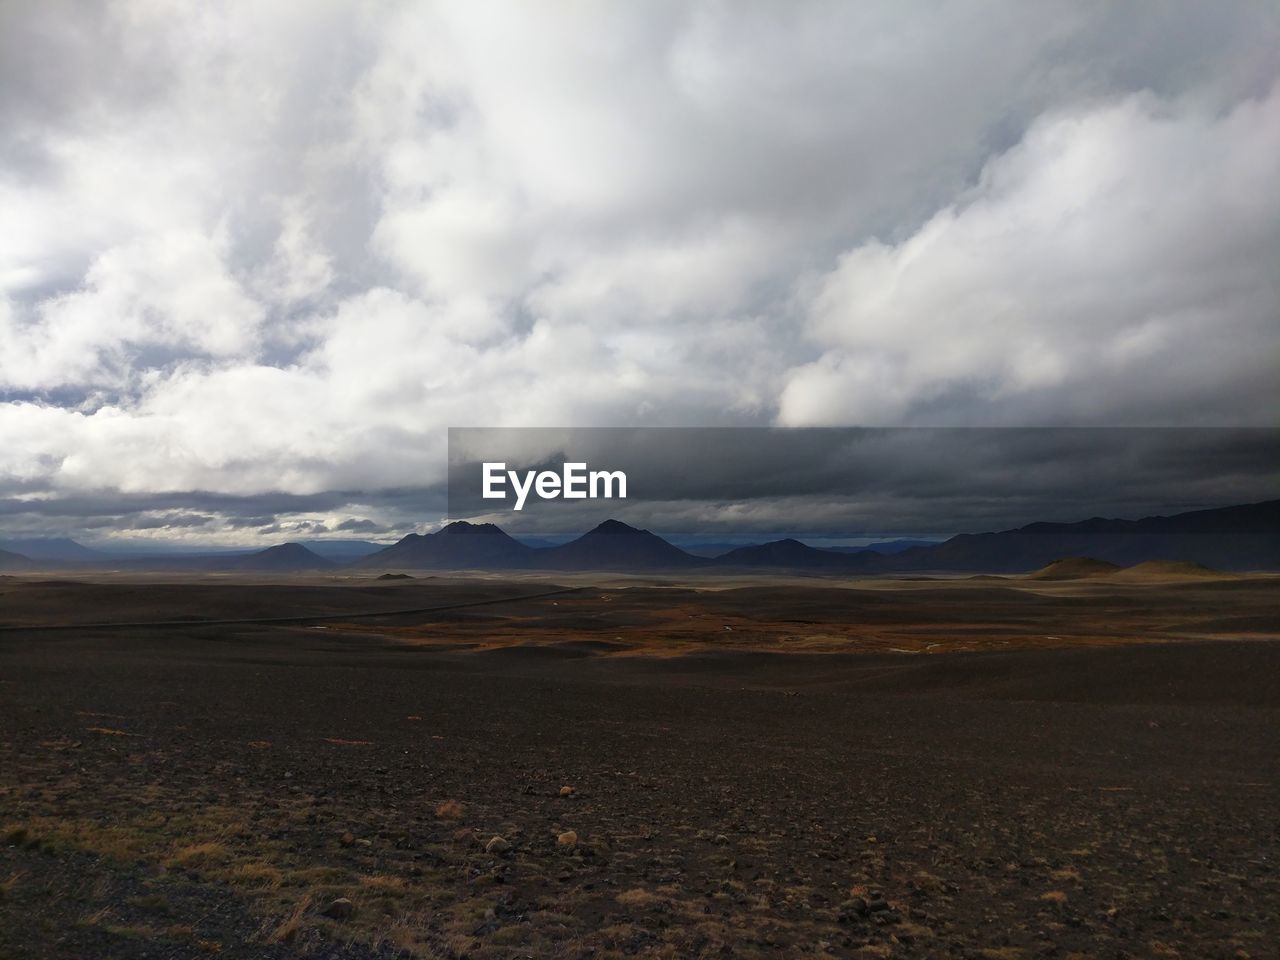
[{"left": 1, "top": 572, "right": 1277, "bottom": 959}]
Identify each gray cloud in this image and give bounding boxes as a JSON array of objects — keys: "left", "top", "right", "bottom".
[
  {"left": 447, "top": 427, "right": 1280, "bottom": 537},
  {"left": 0, "top": 2, "right": 1277, "bottom": 543}
]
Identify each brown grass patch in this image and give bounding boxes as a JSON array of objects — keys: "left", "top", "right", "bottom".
[
  {"left": 168, "top": 842, "right": 230, "bottom": 867},
  {"left": 266, "top": 894, "right": 313, "bottom": 945},
  {"left": 359, "top": 874, "right": 408, "bottom": 894},
  {"left": 435, "top": 799, "right": 466, "bottom": 821},
  {"left": 616, "top": 887, "right": 665, "bottom": 910},
  {"left": 226, "top": 862, "right": 283, "bottom": 887}
]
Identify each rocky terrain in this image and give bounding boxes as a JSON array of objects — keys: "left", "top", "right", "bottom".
[{"left": 1, "top": 573, "right": 1276, "bottom": 958}]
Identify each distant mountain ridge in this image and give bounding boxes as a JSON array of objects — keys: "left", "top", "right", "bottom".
[
  {"left": 353, "top": 500, "right": 1280, "bottom": 573},
  {"left": 717, "top": 538, "right": 870, "bottom": 570},
  {"left": 0, "top": 538, "right": 101, "bottom": 562},
  {"left": 886, "top": 500, "right": 1280, "bottom": 572},
  {"left": 5, "top": 500, "right": 1276, "bottom": 574},
  {"left": 0, "top": 547, "right": 33, "bottom": 571}
]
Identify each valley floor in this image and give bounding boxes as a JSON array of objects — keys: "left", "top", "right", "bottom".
[{"left": 0, "top": 574, "right": 1277, "bottom": 958}]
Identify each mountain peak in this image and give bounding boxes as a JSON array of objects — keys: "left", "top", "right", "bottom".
[
  {"left": 237, "top": 542, "right": 333, "bottom": 571},
  {"left": 439, "top": 520, "right": 501, "bottom": 535},
  {"left": 588, "top": 519, "right": 644, "bottom": 535},
  {"left": 358, "top": 520, "right": 531, "bottom": 569}
]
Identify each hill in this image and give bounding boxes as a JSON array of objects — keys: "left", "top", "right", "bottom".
[
  {"left": 236, "top": 543, "right": 334, "bottom": 572},
  {"left": 1110, "top": 560, "right": 1226, "bottom": 581},
  {"left": 0, "top": 548, "right": 33, "bottom": 571},
  {"left": 891, "top": 500, "right": 1280, "bottom": 573},
  {"left": 1026, "top": 558, "right": 1123, "bottom": 580},
  {"left": 358, "top": 522, "right": 535, "bottom": 569},
  {"left": 537, "top": 520, "right": 704, "bottom": 570},
  {"left": 299, "top": 539, "right": 387, "bottom": 561},
  {"left": 0, "top": 538, "right": 100, "bottom": 562}
]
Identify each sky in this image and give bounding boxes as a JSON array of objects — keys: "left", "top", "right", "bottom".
[{"left": 1, "top": 2, "right": 1277, "bottom": 546}]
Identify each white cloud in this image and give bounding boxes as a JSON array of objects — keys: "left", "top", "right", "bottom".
[
  {"left": 780, "top": 84, "right": 1280, "bottom": 425},
  {"left": 1, "top": 230, "right": 264, "bottom": 390}
]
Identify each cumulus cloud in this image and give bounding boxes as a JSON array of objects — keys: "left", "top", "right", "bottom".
[
  {"left": 0, "top": 1, "right": 1276, "bottom": 541},
  {"left": 780, "top": 85, "right": 1280, "bottom": 425}
]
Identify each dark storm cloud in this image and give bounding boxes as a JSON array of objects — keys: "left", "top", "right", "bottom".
[{"left": 449, "top": 428, "right": 1280, "bottom": 536}]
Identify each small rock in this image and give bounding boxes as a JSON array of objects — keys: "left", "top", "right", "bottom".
[
  {"left": 838, "top": 897, "right": 869, "bottom": 923},
  {"left": 557, "top": 830, "right": 578, "bottom": 848},
  {"left": 559, "top": 785, "right": 576, "bottom": 797},
  {"left": 339, "top": 831, "right": 355, "bottom": 847},
  {"left": 485, "top": 836, "right": 511, "bottom": 854},
  {"left": 319, "top": 897, "right": 354, "bottom": 920},
  {"left": 713, "top": 834, "right": 730, "bottom": 845}
]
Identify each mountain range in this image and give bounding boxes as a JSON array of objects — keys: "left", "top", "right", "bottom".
[
  {"left": 353, "top": 499, "right": 1280, "bottom": 573},
  {"left": 1, "top": 500, "right": 1276, "bottom": 574}
]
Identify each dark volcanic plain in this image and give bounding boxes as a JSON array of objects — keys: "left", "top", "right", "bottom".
[{"left": 1, "top": 572, "right": 1277, "bottom": 959}]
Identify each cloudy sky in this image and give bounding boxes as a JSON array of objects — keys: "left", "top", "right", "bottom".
[{"left": 1, "top": 2, "right": 1277, "bottom": 546}]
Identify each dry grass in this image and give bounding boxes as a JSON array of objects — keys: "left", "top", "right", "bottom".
[
  {"left": 615, "top": 887, "right": 665, "bottom": 910},
  {"left": 434, "top": 799, "right": 466, "bottom": 821},
  {"left": 359, "top": 873, "right": 408, "bottom": 893},
  {"left": 168, "top": 841, "right": 230, "bottom": 867},
  {"left": 19, "top": 819, "right": 152, "bottom": 861},
  {"left": 266, "top": 893, "right": 313, "bottom": 945},
  {"left": 226, "top": 862, "right": 283, "bottom": 887},
  {"left": 125, "top": 893, "right": 173, "bottom": 915}
]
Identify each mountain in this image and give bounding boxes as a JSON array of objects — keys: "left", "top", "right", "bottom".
[
  {"left": 357, "top": 521, "right": 535, "bottom": 569},
  {"left": 1110, "top": 560, "right": 1225, "bottom": 581},
  {"left": 299, "top": 539, "right": 388, "bottom": 561},
  {"left": 537, "top": 519, "right": 704, "bottom": 570},
  {"left": 236, "top": 543, "right": 334, "bottom": 571},
  {"left": 0, "top": 538, "right": 100, "bottom": 562},
  {"left": 891, "top": 500, "right": 1280, "bottom": 573},
  {"left": 0, "top": 547, "right": 33, "bottom": 571},
  {"left": 716, "top": 538, "right": 873, "bottom": 569},
  {"left": 828, "top": 539, "right": 941, "bottom": 555}
]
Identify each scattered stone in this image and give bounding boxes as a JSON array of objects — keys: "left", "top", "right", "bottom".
[
  {"left": 559, "top": 785, "right": 576, "bottom": 797},
  {"left": 713, "top": 834, "right": 730, "bottom": 845},
  {"left": 839, "top": 898, "right": 870, "bottom": 923},
  {"left": 339, "top": 831, "right": 355, "bottom": 847},
  {"left": 485, "top": 835, "right": 511, "bottom": 854},
  {"left": 557, "top": 830, "right": 579, "bottom": 848},
  {"left": 319, "top": 897, "right": 354, "bottom": 920}
]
